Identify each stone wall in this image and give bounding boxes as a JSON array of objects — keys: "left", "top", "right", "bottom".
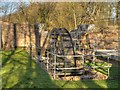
[
  {"left": 2, "top": 21, "right": 118, "bottom": 51},
  {"left": 2, "top": 22, "right": 48, "bottom": 51}
]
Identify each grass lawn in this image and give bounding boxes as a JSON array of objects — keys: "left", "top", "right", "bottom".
[{"left": 0, "top": 49, "right": 119, "bottom": 89}]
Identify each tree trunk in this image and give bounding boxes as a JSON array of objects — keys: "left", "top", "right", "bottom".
[
  {"left": 28, "top": 24, "right": 32, "bottom": 56},
  {"left": 13, "top": 23, "right": 17, "bottom": 50},
  {"left": 0, "top": 24, "right": 2, "bottom": 50},
  {"left": 72, "top": 3, "right": 77, "bottom": 29},
  {"left": 34, "top": 23, "right": 42, "bottom": 66}
]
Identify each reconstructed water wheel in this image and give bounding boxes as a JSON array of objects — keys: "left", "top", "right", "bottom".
[
  {"left": 46, "top": 28, "right": 77, "bottom": 78},
  {"left": 70, "top": 24, "right": 97, "bottom": 79},
  {"left": 70, "top": 24, "right": 95, "bottom": 63}
]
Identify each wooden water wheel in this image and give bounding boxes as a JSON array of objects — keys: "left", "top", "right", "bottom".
[
  {"left": 70, "top": 24, "right": 95, "bottom": 63},
  {"left": 70, "top": 24, "right": 97, "bottom": 79},
  {"left": 46, "top": 28, "right": 78, "bottom": 78}
]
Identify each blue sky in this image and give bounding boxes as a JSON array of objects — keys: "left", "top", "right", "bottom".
[
  {"left": 0, "top": 0, "right": 30, "bottom": 2},
  {"left": 0, "top": 1, "right": 30, "bottom": 17}
]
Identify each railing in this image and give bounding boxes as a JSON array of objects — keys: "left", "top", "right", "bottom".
[{"left": 44, "top": 49, "right": 114, "bottom": 79}]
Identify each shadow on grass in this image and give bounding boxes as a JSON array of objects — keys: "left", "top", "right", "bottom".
[
  {"left": 2, "top": 49, "right": 28, "bottom": 67},
  {"left": 2, "top": 49, "right": 119, "bottom": 89},
  {"left": 2, "top": 50, "right": 59, "bottom": 88},
  {"left": 2, "top": 50, "right": 15, "bottom": 67},
  {"left": 106, "top": 60, "right": 120, "bottom": 89},
  {"left": 56, "top": 79, "right": 102, "bottom": 88}
]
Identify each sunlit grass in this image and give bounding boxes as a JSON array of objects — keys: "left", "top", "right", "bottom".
[
  {"left": 1, "top": 49, "right": 119, "bottom": 88},
  {"left": 54, "top": 80, "right": 118, "bottom": 88},
  {"left": 85, "top": 60, "right": 112, "bottom": 75},
  {"left": 1, "top": 49, "right": 58, "bottom": 88}
]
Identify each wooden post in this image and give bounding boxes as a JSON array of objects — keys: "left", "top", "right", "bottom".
[
  {"left": 13, "top": 23, "right": 17, "bottom": 50},
  {"left": 53, "top": 31, "right": 56, "bottom": 79},
  {"left": 53, "top": 54, "right": 56, "bottom": 79},
  {"left": 47, "top": 51, "right": 49, "bottom": 71},
  {"left": 82, "top": 47, "right": 85, "bottom": 75},
  {"left": 28, "top": 24, "right": 32, "bottom": 56},
  {"left": 92, "top": 38, "right": 96, "bottom": 64},
  {"left": 0, "top": 21, "right": 1, "bottom": 90},
  {"left": 0, "top": 23, "right": 2, "bottom": 50},
  {"left": 107, "top": 56, "right": 110, "bottom": 77}
]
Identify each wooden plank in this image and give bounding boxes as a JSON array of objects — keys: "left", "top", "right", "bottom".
[
  {"left": 64, "top": 46, "right": 73, "bottom": 48},
  {"left": 95, "top": 50, "right": 117, "bottom": 53},
  {"left": 60, "top": 34, "right": 69, "bottom": 37},
  {"left": 84, "top": 66, "right": 111, "bottom": 68},
  {"left": 53, "top": 63, "right": 64, "bottom": 65},
  {"left": 57, "top": 55, "right": 83, "bottom": 57},
  {"left": 56, "top": 67, "right": 82, "bottom": 70},
  {"left": 56, "top": 72, "right": 83, "bottom": 76},
  {"left": 63, "top": 38, "right": 70, "bottom": 41},
  {"left": 95, "top": 49, "right": 119, "bottom": 61}
]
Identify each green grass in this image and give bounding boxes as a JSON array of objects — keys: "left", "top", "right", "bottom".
[
  {"left": 1, "top": 49, "right": 58, "bottom": 88},
  {"left": 1, "top": 49, "right": 119, "bottom": 89},
  {"left": 85, "top": 61, "right": 110, "bottom": 75}
]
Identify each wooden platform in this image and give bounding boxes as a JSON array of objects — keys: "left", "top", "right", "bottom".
[{"left": 95, "top": 50, "right": 119, "bottom": 61}]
